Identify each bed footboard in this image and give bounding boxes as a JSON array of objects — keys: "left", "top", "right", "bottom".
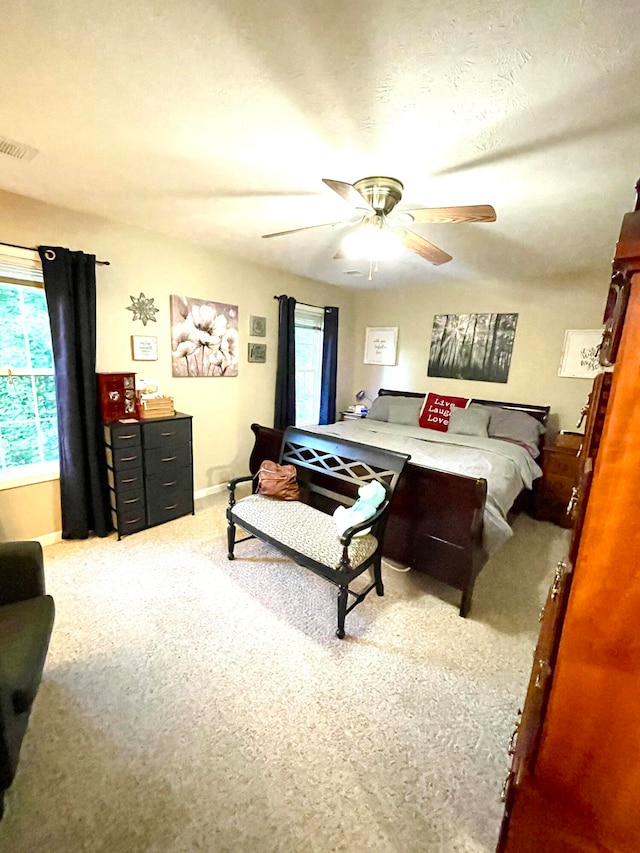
[{"left": 248, "top": 424, "right": 488, "bottom": 616}]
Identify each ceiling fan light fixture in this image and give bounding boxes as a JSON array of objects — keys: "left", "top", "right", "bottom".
[{"left": 342, "top": 222, "right": 403, "bottom": 262}]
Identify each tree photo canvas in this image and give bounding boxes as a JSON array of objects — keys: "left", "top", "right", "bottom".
[{"left": 428, "top": 313, "right": 518, "bottom": 383}]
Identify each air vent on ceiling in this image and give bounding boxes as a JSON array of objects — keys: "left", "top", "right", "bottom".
[
  {"left": 344, "top": 270, "right": 366, "bottom": 277},
  {"left": 0, "top": 136, "right": 39, "bottom": 161}
]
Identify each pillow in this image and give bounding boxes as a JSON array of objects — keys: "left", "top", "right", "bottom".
[
  {"left": 387, "top": 396, "right": 424, "bottom": 426},
  {"left": 484, "top": 406, "right": 546, "bottom": 456},
  {"left": 448, "top": 405, "right": 490, "bottom": 437},
  {"left": 419, "top": 392, "right": 469, "bottom": 431},
  {"left": 367, "top": 395, "right": 391, "bottom": 422}
]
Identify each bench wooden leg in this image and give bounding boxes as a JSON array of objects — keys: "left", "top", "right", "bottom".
[
  {"left": 336, "top": 585, "right": 348, "bottom": 639},
  {"left": 374, "top": 556, "right": 384, "bottom": 596},
  {"left": 227, "top": 520, "right": 236, "bottom": 560}
]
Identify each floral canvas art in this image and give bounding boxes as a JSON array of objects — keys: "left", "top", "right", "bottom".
[{"left": 170, "top": 295, "right": 239, "bottom": 377}]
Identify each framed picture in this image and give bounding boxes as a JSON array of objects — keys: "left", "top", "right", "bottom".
[
  {"left": 428, "top": 313, "right": 518, "bottom": 383},
  {"left": 131, "top": 335, "right": 158, "bottom": 361},
  {"left": 248, "top": 343, "right": 267, "bottom": 363},
  {"left": 170, "top": 295, "right": 239, "bottom": 377},
  {"left": 558, "top": 329, "right": 603, "bottom": 378},
  {"left": 364, "top": 327, "right": 398, "bottom": 365},
  {"left": 249, "top": 315, "right": 266, "bottom": 337}
]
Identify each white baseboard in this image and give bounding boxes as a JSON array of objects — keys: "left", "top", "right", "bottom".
[
  {"left": 194, "top": 483, "right": 228, "bottom": 501},
  {"left": 31, "top": 485, "right": 225, "bottom": 547},
  {"left": 35, "top": 531, "right": 63, "bottom": 547}
]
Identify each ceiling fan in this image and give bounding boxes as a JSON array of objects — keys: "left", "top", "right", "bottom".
[{"left": 261, "top": 176, "right": 496, "bottom": 266}]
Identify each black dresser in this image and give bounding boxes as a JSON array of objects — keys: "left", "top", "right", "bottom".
[{"left": 104, "top": 412, "right": 194, "bottom": 539}]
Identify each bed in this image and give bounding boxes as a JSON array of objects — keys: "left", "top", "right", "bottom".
[{"left": 247, "top": 389, "right": 549, "bottom": 616}]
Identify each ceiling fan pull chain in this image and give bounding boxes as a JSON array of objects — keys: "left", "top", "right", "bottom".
[{"left": 368, "top": 260, "right": 374, "bottom": 281}]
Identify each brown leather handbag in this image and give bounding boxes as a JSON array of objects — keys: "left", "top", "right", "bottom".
[{"left": 256, "top": 460, "right": 300, "bottom": 500}]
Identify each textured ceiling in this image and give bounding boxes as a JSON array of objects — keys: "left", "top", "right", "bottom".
[{"left": 0, "top": 0, "right": 638, "bottom": 288}]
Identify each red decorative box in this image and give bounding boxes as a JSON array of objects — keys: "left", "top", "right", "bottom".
[{"left": 96, "top": 372, "right": 137, "bottom": 422}]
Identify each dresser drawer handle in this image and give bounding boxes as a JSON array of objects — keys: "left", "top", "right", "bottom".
[
  {"left": 124, "top": 497, "right": 140, "bottom": 505},
  {"left": 507, "top": 721, "right": 520, "bottom": 756},
  {"left": 122, "top": 477, "right": 137, "bottom": 483},
  {"left": 500, "top": 771, "right": 514, "bottom": 803},
  {"left": 121, "top": 455, "right": 138, "bottom": 462},
  {"left": 119, "top": 434, "right": 137, "bottom": 440},
  {"left": 164, "top": 503, "right": 178, "bottom": 510},
  {"left": 535, "top": 659, "right": 552, "bottom": 689},
  {"left": 124, "top": 517, "right": 142, "bottom": 525},
  {"left": 163, "top": 481, "right": 177, "bottom": 487},
  {"left": 550, "top": 560, "right": 568, "bottom": 600},
  {"left": 161, "top": 455, "right": 176, "bottom": 462},
  {"left": 161, "top": 431, "right": 176, "bottom": 437}
]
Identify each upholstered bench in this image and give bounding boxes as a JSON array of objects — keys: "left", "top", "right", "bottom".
[{"left": 226, "top": 427, "right": 409, "bottom": 638}]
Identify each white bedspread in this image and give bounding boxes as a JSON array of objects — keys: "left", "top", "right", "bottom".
[{"left": 303, "top": 419, "right": 543, "bottom": 555}]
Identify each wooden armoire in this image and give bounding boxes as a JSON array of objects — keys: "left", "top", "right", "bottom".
[{"left": 497, "top": 182, "right": 640, "bottom": 853}]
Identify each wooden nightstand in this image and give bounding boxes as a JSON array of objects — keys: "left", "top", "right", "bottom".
[{"left": 532, "top": 434, "right": 582, "bottom": 527}]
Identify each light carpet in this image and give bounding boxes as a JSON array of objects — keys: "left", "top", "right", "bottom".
[{"left": 0, "top": 492, "right": 569, "bottom": 853}]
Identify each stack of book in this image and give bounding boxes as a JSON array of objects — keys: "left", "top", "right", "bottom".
[{"left": 138, "top": 396, "right": 175, "bottom": 419}]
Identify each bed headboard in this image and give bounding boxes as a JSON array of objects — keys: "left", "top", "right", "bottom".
[{"left": 376, "top": 388, "right": 550, "bottom": 427}]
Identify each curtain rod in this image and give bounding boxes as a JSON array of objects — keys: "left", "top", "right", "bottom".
[
  {"left": 273, "top": 295, "right": 324, "bottom": 310},
  {"left": 1, "top": 241, "right": 110, "bottom": 266}
]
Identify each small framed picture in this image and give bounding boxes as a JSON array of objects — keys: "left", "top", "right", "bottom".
[
  {"left": 249, "top": 315, "right": 266, "bottom": 337},
  {"left": 131, "top": 335, "right": 158, "bottom": 361},
  {"left": 558, "top": 329, "right": 603, "bottom": 378},
  {"left": 364, "top": 327, "right": 398, "bottom": 365},
  {"left": 248, "top": 343, "right": 267, "bottom": 363}
]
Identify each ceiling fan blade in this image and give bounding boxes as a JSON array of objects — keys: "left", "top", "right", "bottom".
[
  {"left": 394, "top": 227, "right": 453, "bottom": 265},
  {"left": 403, "top": 204, "right": 496, "bottom": 224},
  {"left": 322, "top": 179, "right": 374, "bottom": 212},
  {"left": 261, "top": 221, "right": 343, "bottom": 239}
]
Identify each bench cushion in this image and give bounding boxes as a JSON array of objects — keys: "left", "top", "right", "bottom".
[{"left": 231, "top": 495, "right": 378, "bottom": 569}]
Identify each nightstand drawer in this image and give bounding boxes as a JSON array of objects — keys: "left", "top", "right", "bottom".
[
  {"left": 533, "top": 442, "right": 582, "bottom": 527},
  {"left": 543, "top": 450, "right": 579, "bottom": 479}
]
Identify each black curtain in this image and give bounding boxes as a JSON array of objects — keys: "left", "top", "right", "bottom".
[
  {"left": 274, "top": 295, "right": 296, "bottom": 430},
  {"left": 38, "top": 247, "right": 112, "bottom": 539},
  {"left": 319, "top": 306, "right": 339, "bottom": 425}
]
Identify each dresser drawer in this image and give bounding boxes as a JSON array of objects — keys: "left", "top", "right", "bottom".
[
  {"left": 142, "top": 417, "right": 191, "bottom": 449},
  {"left": 104, "top": 422, "right": 141, "bottom": 449},
  {"left": 144, "top": 443, "right": 192, "bottom": 475},
  {"left": 145, "top": 466, "right": 192, "bottom": 495},
  {"left": 106, "top": 445, "right": 145, "bottom": 471},
  {"left": 147, "top": 489, "right": 193, "bottom": 526},
  {"left": 110, "top": 487, "right": 146, "bottom": 516},
  {"left": 112, "top": 505, "right": 146, "bottom": 535},
  {"left": 108, "top": 466, "right": 144, "bottom": 492}
]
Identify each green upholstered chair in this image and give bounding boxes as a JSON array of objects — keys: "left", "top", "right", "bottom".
[{"left": 0, "top": 541, "right": 55, "bottom": 819}]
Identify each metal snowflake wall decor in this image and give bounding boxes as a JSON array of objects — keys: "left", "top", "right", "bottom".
[{"left": 126, "top": 292, "right": 159, "bottom": 325}]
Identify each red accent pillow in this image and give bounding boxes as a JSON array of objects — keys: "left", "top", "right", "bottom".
[{"left": 419, "top": 393, "right": 469, "bottom": 431}]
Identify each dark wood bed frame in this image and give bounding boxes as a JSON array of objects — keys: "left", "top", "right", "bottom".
[{"left": 247, "top": 389, "right": 550, "bottom": 617}]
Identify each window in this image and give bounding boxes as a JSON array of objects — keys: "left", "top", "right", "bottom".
[
  {"left": 294, "top": 304, "right": 324, "bottom": 427},
  {"left": 0, "top": 250, "right": 59, "bottom": 487}
]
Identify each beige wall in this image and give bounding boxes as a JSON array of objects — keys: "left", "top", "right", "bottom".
[
  {"left": 350, "top": 275, "right": 607, "bottom": 435},
  {"left": 1, "top": 188, "right": 608, "bottom": 542},
  {"left": 0, "top": 189, "right": 356, "bottom": 542}
]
